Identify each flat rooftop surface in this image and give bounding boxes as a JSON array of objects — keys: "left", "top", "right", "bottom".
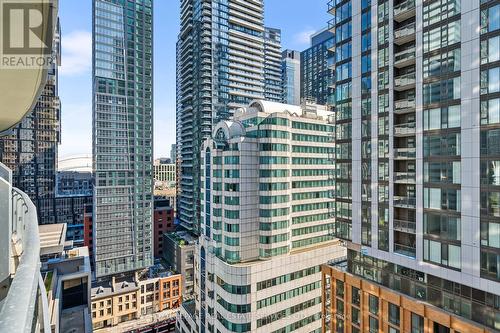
[{"left": 60, "top": 305, "right": 89, "bottom": 333}]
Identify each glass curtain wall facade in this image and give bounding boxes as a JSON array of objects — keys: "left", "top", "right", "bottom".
[
  {"left": 92, "top": 0, "right": 153, "bottom": 277},
  {"left": 0, "top": 20, "right": 61, "bottom": 225},
  {"left": 177, "top": 0, "right": 266, "bottom": 233},
  {"left": 300, "top": 28, "right": 335, "bottom": 105},
  {"left": 325, "top": 0, "right": 500, "bottom": 331},
  {"left": 281, "top": 49, "right": 301, "bottom": 105}
]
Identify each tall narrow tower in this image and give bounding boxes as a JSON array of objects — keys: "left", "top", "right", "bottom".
[
  {"left": 92, "top": 0, "right": 154, "bottom": 277},
  {"left": 323, "top": 0, "right": 500, "bottom": 332},
  {"left": 177, "top": 0, "right": 266, "bottom": 233}
]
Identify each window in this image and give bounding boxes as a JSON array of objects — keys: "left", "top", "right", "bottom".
[
  {"left": 423, "top": 106, "right": 460, "bottom": 130},
  {"left": 481, "top": 36, "right": 500, "bottom": 64},
  {"left": 352, "top": 307, "right": 360, "bottom": 325},
  {"left": 423, "top": 239, "right": 461, "bottom": 269},
  {"left": 369, "top": 316, "right": 379, "bottom": 333},
  {"left": 424, "top": 213, "right": 461, "bottom": 241},
  {"left": 411, "top": 313, "right": 424, "bottom": 333},
  {"left": 423, "top": 21, "right": 460, "bottom": 53},
  {"left": 481, "top": 99, "right": 500, "bottom": 125},
  {"left": 481, "top": 67, "right": 500, "bottom": 94},
  {"left": 481, "top": 222, "right": 500, "bottom": 248},
  {"left": 352, "top": 287, "right": 360, "bottom": 305},
  {"left": 423, "top": 78, "right": 460, "bottom": 105},
  {"left": 424, "top": 161, "right": 461, "bottom": 184},
  {"left": 423, "top": 49, "right": 460, "bottom": 78},
  {"left": 423, "top": 0, "right": 460, "bottom": 26},
  {"left": 481, "top": 251, "right": 500, "bottom": 280},
  {"left": 368, "top": 295, "right": 378, "bottom": 315},
  {"left": 336, "top": 280, "right": 344, "bottom": 297},
  {"left": 481, "top": 4, "right": 500, "bottom": 33},
  {"left": 388, "top": 303, "right": 400, "bottom": 326}
]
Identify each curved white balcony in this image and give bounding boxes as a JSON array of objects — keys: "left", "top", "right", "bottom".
[{"left": 0, "top": 163, "right": 50, "bottom": 333}]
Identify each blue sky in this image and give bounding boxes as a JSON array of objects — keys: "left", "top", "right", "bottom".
[{"left": 58, "top": 0, "right": 330, "bottom": 159}]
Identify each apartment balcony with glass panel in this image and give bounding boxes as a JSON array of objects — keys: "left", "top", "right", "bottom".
[
  {"left": 393, "top": 195, "right": 416, "bottom": 208},
  {"left": 394, "top": 98, "right": 416, "bottom": 113},
  {"left": 394, "top": 47, "right": 416, "bottom": 68},
  {"left": 394, "top": 72, "right": 416, "bottom": 91},
  {"left": 394, "top": 219, "right": 416, "bottom": 233},
  {"left": 394, "top": 122, "right": 416, "bottom": 136},
  {"left": 394, "top": 0, "right": 416, "bottom": 22},
  {"left": 394, "top": 147, "right": 416, "bottom": 160},
  {"left": 394, "top": 171, "right": 416, "bottom": 184},
  {"left": 394, "top": 23, "right": 416, "bottom": 45},
  {"left": 394, "top": 231, "right": 416, "bottom": 258}
]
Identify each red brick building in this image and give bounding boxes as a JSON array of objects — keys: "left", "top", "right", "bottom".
[
  {"left": 154, "top": 197, "right": 174, "bottom": 257},
  {"left": 83, "top": 203, "right": 94, "bottom": 263}
]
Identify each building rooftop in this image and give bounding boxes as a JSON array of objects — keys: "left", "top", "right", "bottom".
[
  {"left": 91, "top": 278, "right": 139, "bottom": 299},
  {"left": 39, "top": 223, "right": 68, "bottom": 257},
  {"left": 166, "top": 231, "right": 197, "bottom": 246}
]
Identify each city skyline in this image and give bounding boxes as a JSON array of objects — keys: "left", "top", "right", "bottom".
[{"left": 57, "top": 0, "right": 330, "bottom": 159}]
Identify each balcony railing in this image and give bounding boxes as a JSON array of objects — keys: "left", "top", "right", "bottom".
[
  {"left": 0, "top": 163, "right": 50, "bottom": 332},
  {"left": 394, "top": 73, "right": 416, "bottom": 90},
  {"left": 393, "top": 195, "right": 416, "bottom": 208},
  {"left": 394, "top": 24, "right": 416, "bottom": 44},
  {"left": 394, "top": 243, "right": 416, "bottom": 258},
  {"left": 394, "top": 171, "right": 416, "bottom": 183},
  {"left": 394, "top": 122, "right": 416, "bottom": 136},
  {"left": 394, "top": 147, "right": 416, "bottom": 159},
  {"left": 394, "top": 99, "right": 416, "bottom": 111},
  {"left": 394, "top": 0, "right": 416, "bottom": 21},
  {"left": 394, "top": 47, "right": 416, "bottom": 66},
  {"left": 394, "top": 219, "right": 417, "bottom": 233}
]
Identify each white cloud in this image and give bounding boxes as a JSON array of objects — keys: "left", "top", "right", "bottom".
[
  {"left": 60, "top": 30, "right": 92, "bottom": 76},
  {"left": 293, "top": 28, "right": 315, "bottom": 46}
]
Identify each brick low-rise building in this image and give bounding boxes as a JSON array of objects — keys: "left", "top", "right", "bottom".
[
  {"left": 154, "top": 196, "right": 175, "bottom": 258},
  {"left": 90, "top": 266, "right": 181, "bottom": 331}
]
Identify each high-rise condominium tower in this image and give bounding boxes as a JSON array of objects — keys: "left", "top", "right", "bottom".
[
  {"left": 324, "top": 0, "right": 500, "bottom": 332},
  {"left": 282, "top": 49, "right": 301, "bottom": 105},
  {"left": 264, "top": 27, "right": 283, "bottom": 102},
  {"left": 177, "top": 0, "right": 273, "bottom": 233},
  {"left": 300, "top": 28, "right": 334, "bottom": 105},
  {"left": 92, "top": 0, "right": 153, "bottom": 277},
  {"left": 176, "top": 100, "right": 345, "bottom": 333},
  {"left": 0, "top": 19, "right": 61, "bottom": 224}
]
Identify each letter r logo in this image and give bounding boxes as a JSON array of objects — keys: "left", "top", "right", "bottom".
[{"left": 2, "top": 1, "right": 53, "bottom": 55}]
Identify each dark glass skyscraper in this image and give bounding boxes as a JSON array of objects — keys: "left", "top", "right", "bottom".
[
  {"left": 92, "top": 0, "right": 153, "bottom": 277},
  {"left": 0, "top": 19, "right": 61, "bottom": 225},
  {"left": 300, "top": 28, "right": 334, "bottom": 105},
  {"left": 177, "top": 0, "right": 267, "bottom": 233}
]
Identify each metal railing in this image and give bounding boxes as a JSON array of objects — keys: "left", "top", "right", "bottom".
[
  {"left": 395, "top": 99, "right": 416, "bottom": 110},
  {"left": 394, "top": 47, "right": 416, "bottom": 64},
  {"left": 394, "top": 0, "right": 415, "bottom": 17},
  {"left": 394, "top": 171, "right": 416, "bottom": 183},
  {"left": 394, "top": 219, "right": 417, "bottom": 233},
  {"left": 394, "top": 24, "right": 416, "bottom": 40},
  {"left": 394, "top": 147, "right": 416, "bottom": 159},
  {"left": 394, "top": 244, "right": 416, "bottom": 258},
  {"left": 0, "top": 163, "right": 50, "bottom": 333},
  {"left": 395, "top": 73, "right": 416, "bottom": 87},
  {"left": 393, "top": 195, "right": 417, "bottom": 208},
  {"left": 394, "top": 122, "right": 416, "bottom": 135}
]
